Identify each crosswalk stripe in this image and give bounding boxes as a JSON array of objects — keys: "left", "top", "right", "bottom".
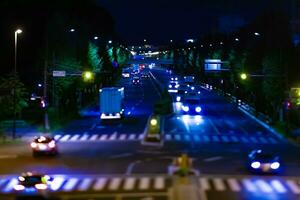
[
  {"left": 119, "top": 134, "right": 126, "bottom": 140},
  {"left": 123, "top": 177, "right": 136, "bottom": 190},
  {"left": 93, "top": 178, "right": 107, "bottom": 191},
  {"left": 154, "top": 177, "right": 165, "bottom": 190},
  {"left": 175, "top": 134, "right": 181, "bottom": 141},
  {"left": 184, "top": 135, "right": 190, "bottom": 141},
  {"left": 90, "top": 134, "right": 98, "bottom": 141},
  {"left": 199, "top": 178, "right": 210, "bottom": 190},
  {"left": 108, "top": 177, "right": 122, "bottom": 190},
  {"left": 100, "top": 134, "right": 108, "bottom": 141},
  {"left": 270, "top": 180, "right": 287, "bottom": 193},
  {"left": 194, "top": 135, "right": 200, "bottom": 141},
  {"left": 129, "top": 134, "right": 136, "bottom": 140},
  {"left": 51, "top": 176, "right": 66, "bottom": 191},
  {"left": 54, "top": 135, "right": 62, "bottom": 141},
  {"left": 203, "top": 135, "right": 210, "bottom": 142},
  {"left": 221, "top": 136, "right": 229, "bottom": 143},
  {"left": 259, "top": 137, "right": 268, "bottom": 143},
  {"left": 250, "top": 137, "right": 258, "bottom": 143},
  {"left": 286, "top": 180, "right": 300, "bottom": 194},
  {"left": 60, "top": 134, "right": 71, "bottom": 142},
  {"left": 62, "top": 178, "right": 79, "bottom": 191},
  {"left": 138, "top": 134, "right": 144, "bottom": 140},
  {"left": 256, "top": 180, "right": 273, "bottom": 193},
  {"left": 165, "top": 134, "right": 172, "bottom": 141},
  {"left": 241, "top": 137, "right": 249, "bottom": 143},
  {"left": 213, "top": 178, "right": 226, "bottom": 191},
  {"left": 70, "top": 134, "right": 80, "bottom": 141},
  {"left": 2, "top": 178, "right": 18, "bottom": 193},
  {"left": 78, "top": 178, "right": 93, "bottom": 191},
  {"left": 242, "top": 179, "right": 257, "bottom": 192},
  {"left": 80, "top": 134, "right": 89, "bottom": 141},
  {"left": 139, "top": 177, "right": 150, "bottom": 190},
  {"left": 212, "top": 136, "right": 219, "bottom": 142},
  {"left": 230, "top": 136, "right": 238, "bottom": 142},
  {"left": 109, "top": 134, "right": 117, "bottom": 140},
  {"left": 227, "top": 178, "right": 241, "bottom": 192}
]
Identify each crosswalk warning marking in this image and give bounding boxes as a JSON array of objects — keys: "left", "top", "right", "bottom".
[
  {"left": 185, "top": 135, "right": 191, "bottom": 141},
  {"left": 212, "top": 136, "right": 219, "bottom": 142},
  {"left": 60, "top": 134, "right": 71, "bottom": 141},
  {"left": 203, "top": 135, "right": 210, "bottom": 142},
  {"left": 100, "top": 134, "right": 108, "bottom": 141},
  {"left": 93, "top": 177, "right": 107, "bottom": 191},
  {"left": 123, "top": 177, "right": 136, "bottom": 190},
  {"left": 222, "top": 136, "right": 229, "bottom": 143},
  {"left": 256, "top": 180, "right": 273, "bottom": 193},
  {"left": 139, "top": 177, "right": 150, "bottom": 190},
  {"left": 175, "top": 134, "right": 181, "bottom": 141},
  {"left": 250, "top": 137, "right": 258, "bottom": 143},
  {"left": 154, "top": 177, "right": 165, "bottom": 190},
  {"left": 242, "top": 179, "right": 257, "bottom": 192},
  {"left": 78, "top": 178, "right": 93, "bottom": 191},
  {"left": 70, "top": 134, "right": 80, "bottom": 141},
  {"left": 109, "top": 134, "right": 117, "bottom": 140},
  {"left": 80, "top": 134, "right": 89, "bottom": 141},
  {"left": 50, "top": 176, "right": 65, "bottom": 191},
  {"left": 194, "top": 135, "right": 200, "bottom": 141},
  {"left": 213, "top": 178, "right": 226, "bottom": 191},
  {"left": 108, "top": 177, "right": 122, "bottom": 190},
  {"left": 129, "top": 134, "right": 136, "bottom": 140},
  {"left": 227, "top": 178, "right": 241, "bottom": 192},
  {"left": 2, "top": 178, "right": 18, "bottom": 193},
  {"left": 62, "top": 178, "right": 79, "bottom": 192},
  {"left": 120, "top": 134, "right": 126, "bottom": 140},
  {"left": 241, "top": 137, "right": 249, "bottom": 143},
  {"left": 90, "top": 134, "right": 98, "bottom": 141},
  {"left": 286, "top": 180, "right": 300, "bottom": 194},
  {"left": 138, "top": 134, "right": 144, "bottom": 140},
  {"left": 270, "top": 180, "right": 287, "bottom": 193},
  {"left": 165, "top": 134, "right": 172, "bottom": 141},
  {"left": 230, "top": 136, "right": 238, "bottom": 142},
  {"left": 54, "top": 135, "right": 62, "bottom": 140},
  {"left": 199, "top": 178, "right": 210, "bottom": 190}
]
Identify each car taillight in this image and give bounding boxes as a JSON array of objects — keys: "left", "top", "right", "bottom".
[{"left": 31, "top": 142, "right": 37, "bottom": 148}]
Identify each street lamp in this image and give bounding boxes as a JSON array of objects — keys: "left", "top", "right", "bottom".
[
  {"left": 82, "top": 71, "right": 94, "bottom": 82},
  {"left": 94, "top": 36, "right": 98, "bottom": 40},
  {"left": 70, "top": 28, "right": 75, "bottom": 32},
  {"left": 240, "top": 73, "right": 248, "bottom": 80},
  {"left": 254, "top": 32, "right": 260, "bottom": 36},
  {"left": 14, "top": 29, "right": 22, "bottom": 73}
]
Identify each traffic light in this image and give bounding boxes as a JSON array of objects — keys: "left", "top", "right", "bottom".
[
  {"left": 82, "top": 71, "right": 94, "bottom": 82},
  {"left": 240, "top": 73, "right": 247, "bottom": 80}
]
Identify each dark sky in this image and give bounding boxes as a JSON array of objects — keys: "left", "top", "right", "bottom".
[{"left": 97, "top": 0, "right": 289, "bottom": 44}]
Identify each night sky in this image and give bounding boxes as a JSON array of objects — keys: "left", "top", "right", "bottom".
[{"left": 97, "top": 0, "right": 287, "bottom": 44}]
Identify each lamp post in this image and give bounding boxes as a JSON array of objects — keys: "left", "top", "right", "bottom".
[{"left": 12, "top": 29, "right": 22, "bottom": 139}]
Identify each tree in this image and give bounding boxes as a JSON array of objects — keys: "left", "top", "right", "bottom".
[{"left": 88, "top": 42, "right": 103, "bottom": 72}]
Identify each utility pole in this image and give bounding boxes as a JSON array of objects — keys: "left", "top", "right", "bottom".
[{"left": 44, "top": 25, "right": 50, "bottom": 132}]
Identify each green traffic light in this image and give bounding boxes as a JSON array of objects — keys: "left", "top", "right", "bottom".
[{"left": 240, "top": 73, "right": 247, "bottom": 80}]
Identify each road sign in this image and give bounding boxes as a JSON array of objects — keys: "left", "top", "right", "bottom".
[{"left": 53, "top": 70, "right": 66, "bottom": 77}]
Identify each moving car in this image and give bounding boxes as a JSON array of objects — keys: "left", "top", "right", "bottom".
[
  {"left": 175, "top": 89, "right": 186, "bottom": 102},
  {"left": 13, "top": 172, "right": 52, "bottom": 192},
  {"left": 168, "top": 82, "right": 180, "bottom": 93},
  {"left": 181, "top": 98, "right": 202, "bottom": 115},
  {"left": 31, "top": 136, "right": 58, "bottom": 156},
  {"left": 132, "top": 76, "right": 141, "bottom": 85},
  {"left": 141, "top": 73, "right": 150, "bottom": 78},
  {"left": 247, "top": 149, "right": 282, "bottom": 174}
]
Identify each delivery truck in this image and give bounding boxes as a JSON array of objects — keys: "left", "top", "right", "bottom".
[{"left": 99, "top": 87, "right": 124, "bottom": 120}]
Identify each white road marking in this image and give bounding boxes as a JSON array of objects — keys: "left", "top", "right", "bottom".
[
  {"left": 269, "top": 138, "right": 278, "bottom": 144},
  {"left": 259, "top": 137, "right": 268, "bottom": 143},
  {"left": 2, "top": 178, "right": 18, "bottom": 193},
  {"left": 175, "top": 134, "right": 181, "bottom": 141},
  {"left": 90, "top": 134, "right": 98, "bottom": 141},
  {"left": 119, "top": 134, "right": 127, "bottom": 140},
  {"left": 250, "top": 137, "right": 258, "bottom": 143},
  {"left": 100, "top": 134, "right": 108, "bottom": 141},
  {"left": 184, "top": 135, "right": 190, "bottom": 141},
  {"left": 78, "top": 178, "right": 93, "bottom": 191},
  {"left": 240, "top": 137, "right": 249, "bottom": 143},
  {"left": 270, "top": 180, "right": 287, "bottom": 193},
  {"left": 80, "top": 134, "right": 89, "bottom": 141},
  {"left": 203, "top": 156, "right": 223, "bottom": 162},
  {"left": 124, "top": 177, "right": 136, "bottom": 190},
  {"left": 199, "top": 178, "right": 210, "bottom": 190},
  {"left": 213, "top": 178, "right": 226, "bottom": 191},
  {"left": 108, "top": 177, "right": 122, "bottom": 190},
  {"left": 194, "top": 135, "right": 200, "bottom": 141},
  {"left": 138, "top": 134, "right": 144, "bottom": 140},
  {"left": 109, "top": 134, "right": 117, "bottom": 140},
  {"left": 50, "top": 176, "right": 65, "bottom": 191},
  {"left": 221, "top": 136, "right": 229, "bottom": 142},
  {"left": 93, "top": 178, "right": 107, "bottom": 191},
  {"left": 242, "top": 179, "right": 257, "bottom": 192},
  {"left": 54, "top": 135, "right": 62, "bottom": 140},
  {"left": 203, "top": 135, "right": 210, "bottom": 142},
  {"left": 62, "top": 178, "right": 79, "bottom": 191},
  {"left": 227, "top": 178, "right": 241, "bottom": 192},
  {"left": 129, "top": 134, "right": 136, "bottom": 140},
  {"left": 60, "top": 134, "right": 71, "bottom": 142},
  {"left": 286, "top": 180, "right": 300, "bottom": 194},
  {"left": 139, "top": 177, "right": 150, "bottom": 190},
  {"left": 256, "top": 180, "right": 273, "bottom": 193},
  {"left": 154, "top": 177, "right": 165, "bottom": 190},
  {"left": 230, "top": 136, "right": 238, "bottom": 142},
  {"left": 165, "top": 134, "right": 171, "bottom": 141},
  {"left": 212, "top": 136, "right": 219, "bottom": 142},
  {"left": 70, "top": 134, "right": 80, "bottom": 141}
]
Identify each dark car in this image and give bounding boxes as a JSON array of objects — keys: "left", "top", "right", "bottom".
[
  {"left": 132, "top": 76, "right": 141, "bottom": 85},
  {"left": 141, "top": 73, "right": 150, "bottom": 78},
  {"left": 13, "top": 172, "right": 52, "bottom": 192},
  {"left": 247, "top": 150, "right": 282, "bottom": 174},
  {"left": 31, "top": 136, "right": 58, "bottom": 156},
  {"left": 181, "top": 98, "right": 202, "bottom": 115}
]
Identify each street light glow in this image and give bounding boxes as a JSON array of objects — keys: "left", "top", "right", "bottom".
[
  {"left": 94, "top": 36, "right": 98, "bottom": 40},
  {"left": 240, "top": 73, "right": 247, "bottom": 80},
  {"left": 15, "top": 29, "right": 22, "bottom": 34},
  {"left": 108, "top": 40, "right": 112, "bottom": 44},
  {"left": 82, "top": 71, "right": 94, "bottom": 82},
  {"left": 254, "top": 32, "right": 260, "bottom": 36},
  {"left": 70, "top": 28, "right": 75, "bottom": 32}
]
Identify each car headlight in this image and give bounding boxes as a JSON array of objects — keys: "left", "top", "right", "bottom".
[
  {"left": 171, "top": 78, "right": 174, "bottom": 81},
  {"left": 195, "top": 107, "right": 201, "bottom": 113},
  {"left": 150, "top": 119, "right": 158, "bottom": 126},
  {"left": 176, "top": 96, "right": 181, "bottom": 102},
  {"left": 251, "top": 161, "right": 261, "bottom": 169},
  {"left": 35, "top": 183, "right": 48, "bottom": 190},
  {"left": 182, "top": 106, "right": 189, "bottom": 112},
  {"left": 191, "top": 86, "right": 195, "bottom": 90},
  {"left": 270, "top": 162, "right": 280, "bottom": 169},
  {"left": 175, "top": 84, "right": 179, "bottom": 88},
  {"left": 175, "top": 77, "right": 178, "bottom": 81},
  {"left": 48, "top": 141, "right": 56, "bottom": 148},
  {"left": 31, "top": 142, "right": 37, "bottom": 148},
  {"left": 198, "top": 91, "right": 201, "bottom": 94},
  {"left": 14, "top": 184, "right": 25, "bottom": 191},
  {"left": 169, "top": 84, "right": 172, "bottom": 88}
]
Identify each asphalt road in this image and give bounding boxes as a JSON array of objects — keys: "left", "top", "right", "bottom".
[{"left": 1, "top": 65, "right": 300, "bottom": 200}]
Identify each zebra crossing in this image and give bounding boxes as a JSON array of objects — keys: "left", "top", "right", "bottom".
[
  {"left": 51, "top": 133, "right": 282, "bottom": 144},
  {"left": 199, "top": 177, "right": 300, "bottom": 194},
  {"left": 0, "top": 175, "right": 170, "bottom": 194}
]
